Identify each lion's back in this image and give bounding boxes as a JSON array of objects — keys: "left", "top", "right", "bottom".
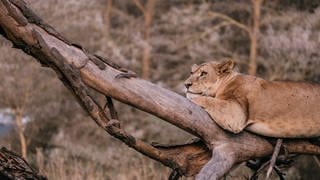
[{"left": 245, "top": 79, "right": 320, "bottom": 138}]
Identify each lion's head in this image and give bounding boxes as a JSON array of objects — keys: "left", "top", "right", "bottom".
[{"left": 185, "top": 59, "right": 235, "bottom": 99}]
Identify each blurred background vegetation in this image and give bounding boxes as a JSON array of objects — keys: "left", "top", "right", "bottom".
[{"left": 0, "top": 0, "right": 319, "bottom": 179}]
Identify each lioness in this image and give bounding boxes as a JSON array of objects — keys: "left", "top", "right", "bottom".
[{"left": 185, "top": 59, "right": 320, "bottom": 138}]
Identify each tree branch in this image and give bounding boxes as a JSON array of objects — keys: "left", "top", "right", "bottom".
[
  {"left": 0, "top": 147, "right": 46, "bottom": 179},
  {"left": 208, "top": 11, "right": 250, "bottom": 33},
  {"left": 132, "top": 0, "right": 146, "bottom": 14},
  {"left": 0, "top": 0, "right": 320, "bottom": 179}
]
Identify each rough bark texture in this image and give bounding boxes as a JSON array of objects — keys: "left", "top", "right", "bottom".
[
  {"left": 0, "top": 0, "right": 320, "bottom": 179},
  {"left": 0, "top": 147, "right": 46, "bottom": 180}
]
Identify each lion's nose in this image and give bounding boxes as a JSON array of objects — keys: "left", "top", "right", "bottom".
[{"left": 185, "top": 81, "right": 192, "bottom": 88}]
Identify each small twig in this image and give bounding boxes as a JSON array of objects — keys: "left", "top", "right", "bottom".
[
  {"left": 106, "top": 96, "right": 118, "bottom": 120},
  {"left": 273, "top": 166, "right": 285, "bottom": 180},
  {"left": 313, "top": 156, "right": 320, "bottom": 168},
  {"left": 112, "top": 7, "right": 136, "bottom": 22},
  {"left": 104, "top": 96, "right": 120, "bottom": 128},
  {"left": 250, "top": 160, "right": 269, "bottom": 180},
  {"left": 168, "top": 170, "right": 181, "bottom": 180},
  {"left": 266, "top": 139, "right": 283, "bottom": 179},
  {"left": 208, "top": 11, "right": 250, "bottom": 33},
  {"left": 132, "top": 0, "right": 146, "bottom": 14}
]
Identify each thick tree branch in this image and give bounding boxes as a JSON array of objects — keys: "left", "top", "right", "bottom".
[{"left": 0, "top": 0, "right": 320, "bottom": 179}]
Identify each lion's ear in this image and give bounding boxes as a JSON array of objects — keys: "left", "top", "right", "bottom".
[
  {"left": 216, "top": 59, "right": 235, "bottom": 75},
  {"left": 191, "top": 64, "right": 199, "bottom": 72}
]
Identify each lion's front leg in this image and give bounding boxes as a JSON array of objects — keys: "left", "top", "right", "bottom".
[
  {"left": 190, "top": 96, "right": 248, "bottom": 134},
  {"left": 189, "top": 95, "right": 209, "bottom": 108}
]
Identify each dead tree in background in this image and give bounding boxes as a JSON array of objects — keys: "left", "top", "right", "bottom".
[
  {"left": 0, "top": 58, "right": 51, "bottom": 161},
  {"left": 248, "top": 0, "right": 263, "bottom": 75},
  {"left": 0, "top": 67, "right": 37, "bottom": 160},
  {"left": 0, "top": 0, "right": 320, "bottom": 179},
  {"left": 206, "top": 0, "right": 263, "bottom": 75},
  {"left": 132, "top": 0, "right": 155, "bottom": 79},
  {"left": 14, "top": 108, "right": 27, "bottom": 159}
]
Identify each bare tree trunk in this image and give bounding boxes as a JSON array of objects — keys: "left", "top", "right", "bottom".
[
  {"left": 1, "top": 1, "right": 320, "bottom": 179},
  {"left": 248, "top": 0, "right": 263, "bottom": 75},
  {"left": 132, "top": 0, "right": 155, "bottom": 79},
  {"left": 14, "top": 109, "right": 27, "bottom": 160}
]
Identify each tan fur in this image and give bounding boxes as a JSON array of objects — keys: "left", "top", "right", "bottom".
[{"left": 185, "top": 59, "right": 320, "bottom": 138}]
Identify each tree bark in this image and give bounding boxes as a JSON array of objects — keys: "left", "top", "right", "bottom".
[
  {"left": 0, "top": 147, "right": 46, "bottom": 179},
  {"left": 0, "top": 0, "right": 320, "bottom": 179}
]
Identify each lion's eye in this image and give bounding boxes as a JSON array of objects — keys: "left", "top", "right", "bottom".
[{"left": 200, "top": 71, "right": 207, "bottom": 77}]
